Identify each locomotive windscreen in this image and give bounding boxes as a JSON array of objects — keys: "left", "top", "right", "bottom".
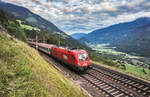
[{"left": 78, "top": 53, "right": 88, "bottom": 61}]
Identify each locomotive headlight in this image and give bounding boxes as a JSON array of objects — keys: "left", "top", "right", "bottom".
[{"left": 83, "top": 63, "right": 87, "bottom": 66}]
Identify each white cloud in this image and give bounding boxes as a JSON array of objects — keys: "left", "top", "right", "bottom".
[
  {"left": 145, "top": 2, "right": 150, "bottom": 7},
  {"left": 125, "top": 0, "right": 143, "bottom": 8},
  {"left": 2, "top": 0, "right": 150, "bottom": 34},
  {"left": 100, "top": 1, "right": 117, "bottom": 11}
]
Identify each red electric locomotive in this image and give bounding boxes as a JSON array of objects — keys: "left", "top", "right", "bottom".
[
  {"left": 28, "top": 42, "right": 90, "bottom": 71},
  {"left": 52, "top": 47, "right": 89, "bottom": 71}
]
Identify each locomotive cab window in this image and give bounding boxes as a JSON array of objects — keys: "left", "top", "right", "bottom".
[{"left": 78, "top": 53, "right": 88, "bottom": 62}]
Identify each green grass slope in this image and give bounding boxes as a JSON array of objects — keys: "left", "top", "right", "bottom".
[
  {"left": 92, "top": 60, "right": 150, "bottom": 81},
  {"left": 16, "top": 19, "right": 40, "bottom": 31},
  {"left": 0, "top": 29, "right": 87, "bottom": 97}
]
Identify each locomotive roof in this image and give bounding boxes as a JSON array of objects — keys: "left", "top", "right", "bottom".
[
  {"left": 71, "top": 49, "right": 86, "bottom": 53},
  {"left": 54, "top": 47, "right": 86, "bottom": 53}
]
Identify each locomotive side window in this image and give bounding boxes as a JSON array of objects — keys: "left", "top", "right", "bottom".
[{"left": 72, "top": 55, "right": 75, "bottom": 60}]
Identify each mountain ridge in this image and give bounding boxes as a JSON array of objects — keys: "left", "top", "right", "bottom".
[
  {"left": 0, "top": 1, "right": 62, "bottom": 33},
  {"left": 80, "top": 17, "right": 150, "bottom": 57}
]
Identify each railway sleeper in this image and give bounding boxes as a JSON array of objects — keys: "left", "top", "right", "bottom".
[
  {"left": 105, "top": 87, "right": 112, "bottom": 90},
  {"left": 143, "top": 87, "right": 149, "bottom": 90},
  {"left": 111, "top": 91, "right": 119, "bottom": 95},
  {"left": 107, "top": 89, "right": 116, "bottom": 93},
  {"left": 100, "top": 85, "right": 109, "bottom": 88},
  {"left": 115, "top": 93, "right": 124, "bottom": 97}
]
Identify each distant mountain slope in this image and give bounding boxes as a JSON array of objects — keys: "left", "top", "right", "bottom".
[
  {"left": 81, "top": 17, "right": 150, "bottom": 57},
  {"left": 116, "top": 22, "right": 150, "bottom": 57},
  {"left": 82, "top": 17, "right": 150, "bottom": 44},
  {"left": 0, "top": 1, "right": 62, "bottom": 34},
  {"left": 71, "top": 33, "right": 87, "bottom": 39},
  {"left": 0, "top": 8, "right": 70, "bottom": 47},
  {"left": 0, "top": 1, "right": 83, "bottom": 48}
]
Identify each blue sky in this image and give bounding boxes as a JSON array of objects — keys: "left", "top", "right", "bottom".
[{"left": 2, "top": 0, "right": 150, "bottom": 35}]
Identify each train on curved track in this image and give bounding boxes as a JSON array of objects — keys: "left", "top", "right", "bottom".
[{"left": 29, "top": 42, "right": 90, "bottom": 71}]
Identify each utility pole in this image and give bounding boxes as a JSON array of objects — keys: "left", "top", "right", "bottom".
[
  {"left": 36, "top": 31, "right": 38, "bottom": 49},
  {"left": 58, "top": 32, "right": 60, "bottom": 47}
]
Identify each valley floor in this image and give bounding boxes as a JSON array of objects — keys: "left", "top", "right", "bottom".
[{"left": 88, "top": 43, "right": 150, "bottom": 81}]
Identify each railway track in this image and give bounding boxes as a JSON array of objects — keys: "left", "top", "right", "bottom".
[
  {"left": 39, "top": 50, "right": 150, "bottom": 97},
  {"left": 81, "top": 72, "right": 133, "bottom": 97},
  {"left": 88, "top": 63, "right": 150, "bottom": 97}
]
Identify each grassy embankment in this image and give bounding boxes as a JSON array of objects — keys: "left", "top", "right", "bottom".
[{"left": 0, "top": 30, "right": 87, "bottom": 97}]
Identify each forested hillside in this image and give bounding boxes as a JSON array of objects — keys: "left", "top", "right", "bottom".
[{"left": 0, "top": 8, "right": 82, "bottom": 48}]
